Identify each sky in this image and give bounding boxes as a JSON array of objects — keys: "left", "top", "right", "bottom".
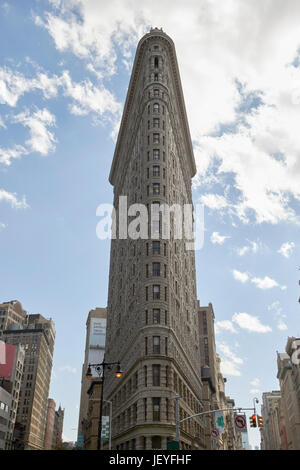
[{"left": 0, "top": 0, "right": 300, "bottom": 449}]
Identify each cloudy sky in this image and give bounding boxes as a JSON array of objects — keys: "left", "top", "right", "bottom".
[{"left": 1, "top": 0, "right": 300, "bottom": 448}]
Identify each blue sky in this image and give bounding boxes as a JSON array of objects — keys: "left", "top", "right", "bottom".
[{"left": 1, "top": 1, "right": 300, "bottom": 448}]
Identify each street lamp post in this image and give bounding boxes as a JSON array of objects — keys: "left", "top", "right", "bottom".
[
  {"left": 253, "top": 397, "right": 259, "bottom": 414},
  {"left": 170, "top": 395, "right": 181, "bottom": 448},
  {"left": 86, "top": 358, "right": 122, "bottom": 450}
]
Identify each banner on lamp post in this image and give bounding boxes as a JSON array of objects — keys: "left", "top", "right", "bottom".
[
  {"left": 101, "top": 415, "right": 110, "bottom": 442},
  {"left": 215, "top": 411, "right": 225, "bottom": 434}
]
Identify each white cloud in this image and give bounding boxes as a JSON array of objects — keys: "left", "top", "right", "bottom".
[
  {"left": 232, "top": 269, "right": 249, "bottom": 283},
  {"left": 221, "top": 360, "right": 241, "bottom": 377},
  {"left": 277, "top": 319, "right": 288, "bottom": 331},
  {"left": 0, "top": 144, "right": 29, "bottom": 166},
  {"left": 199, "top": 193, "right": 228, "bottom": 211},
  {"left": 218, "top": 342, "right": 243, "bottom": 376},
  {"left": 250, "top": 378, "right": 260, "bottom": 387},
  {"left": 268, "top": 301, "right": 288, "bottom": 331},
  {"left": 232, "top": 269, "right": 286, "bottom": 291},
  {"left": 0, "top": 115, "right": 6, "bottom": 129},
  {"left": 215, "top": 320, "right": 237, "bottom": 335},
  {"left": 277, "top": 241, "right": 295, "bottom": 258},
  {"left": 210, "top": 231, "right": 230, "bottom": 245},
  {"left": 0, "top": 65, "right": 122, "bottom": 149},
  {"left": 0, "top": 189, "right": 29, "bottom": 209},
  {"left": 232, "top": 312, "right": 272, "bottom": 333},
  {"left": 237, "top": 240, "right": 260, "bottom": 256},
  {"left": 13, "top": 108, "right": 57, "bottom": 156},
  {"left": 0, "top": 222, "right": 7, "bottom": 231},
  {"left": 35, "top": 1, "right": 145, "bottom": 75},
  {"left": 60, "top": 70, "right": 121, "bottom": 119},
  {"left": 251, "top": 276, "right": 280, "bottom": 290},
  {"left": 237, "top": 246, "right": 250, "bottom": 256}
]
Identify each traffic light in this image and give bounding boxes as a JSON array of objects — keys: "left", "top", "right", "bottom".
[
  {"left": 257, "top": 415, "right": 263, "bottom": 427},
  {"left": 249, "top": 414, "right": 257, "bottom": 427}
]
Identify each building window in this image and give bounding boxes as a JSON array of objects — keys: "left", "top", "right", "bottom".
[
  {"left": 154, "top": 88, "right": 159, "bottom": 97},
  {"left": 153, "top": 165, "right": 160, "bottom": 177},
  {"left": 153, "top": 183, "right": 160, "bottom": 195},
  {"left": 153, "top": 149, "right": 160, "bottom": 160},
  {"left": 153, "top": 309, "right": 160, "bottom": 324},
  {"left": 153, "top": 285, "right": 160, "bottom": 300},
  {"left": 154, "top": 74, "right": 158, "bottom": 82},
  {"left": 152, "top": 399, "right": 161, "bottom": 421},
  {"left": 153, "top": 118, "right": 160, "bottom": 128},
  {"left": 153, "top": 241, "right": 160, "bottom": 254},
  {"left": 153, "top": 262, "right": 160, "bottom": 276},
  {"left": 153, "top": 365, "right": 160, "bottom": 386},
  {"left": 153, "top": 133, "right": 160, "bottom": 144},
  {"left": 145, "top": 337, "right": 148, "bottom": 355},
  {"left": 153, "top": 336, "right": 160, "bottom": 354},
  {"left": 153, "top": 103, "right": 160, "bottom": 113},
  {"left": 154, "top": 57, "right": 159, "bottom": 68},
  {"left": 144, "top": 366, "right": 147, "bottom": 387}
]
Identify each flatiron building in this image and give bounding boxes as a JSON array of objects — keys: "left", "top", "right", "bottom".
[{"left": 104, "top": 28, "right": 205, "bottom": 450}]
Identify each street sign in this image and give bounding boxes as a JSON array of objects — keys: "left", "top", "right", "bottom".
[
  {"left": 167, "top": 440, "right": 179, "bottom": 450},
  {"left": 234, "top": 414, "right": 247, "bottom": 432},
  {"left": 211, "top": 429, "right": 219, "bottom": 439}
]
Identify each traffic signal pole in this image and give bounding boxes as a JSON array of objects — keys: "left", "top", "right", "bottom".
[
  {"left": 179, "top": 407, "right": 256, "bottom": 424},
  {"left": 177, "top": 406, "right": 256, "bottom": 448}
]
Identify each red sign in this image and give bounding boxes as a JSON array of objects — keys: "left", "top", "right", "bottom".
[
  {"left": 0, "top": 343, "right": 16, "bottom": 379},
  {"left": 234, "top": 414, "right": 247, "bottom": 431}
]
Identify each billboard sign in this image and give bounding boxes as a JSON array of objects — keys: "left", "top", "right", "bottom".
[
  {"left": 89, "top": 318, "right": 106, "bottom": 347},
  {"left": 0, "top": 343, "right": 16, "bottom": 378}
]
